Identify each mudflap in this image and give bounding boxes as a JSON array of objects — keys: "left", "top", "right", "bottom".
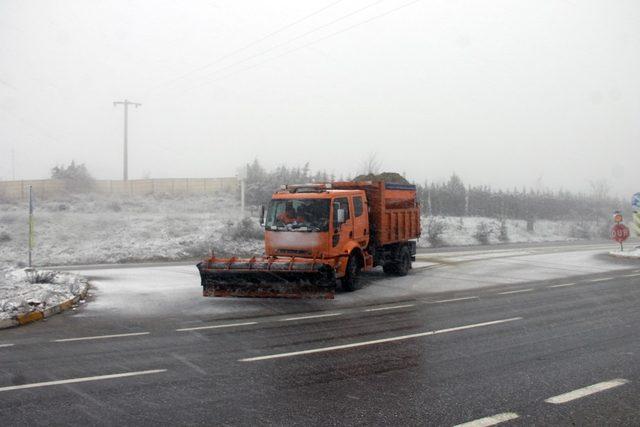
[{"left": 197, "top": 262, "right": 337, "bottom": 299}]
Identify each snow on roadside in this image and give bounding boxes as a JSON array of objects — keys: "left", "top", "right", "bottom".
[
  {"left": 0, "top": 268, "right": 88, "bottom": 321},
  {"left": 608, "top": 248, "right": 640, "bottom": 259}
]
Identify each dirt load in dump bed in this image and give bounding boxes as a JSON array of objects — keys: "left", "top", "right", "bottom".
[{"left": 352, "top": 172, "right": 410, "bottom": 184}]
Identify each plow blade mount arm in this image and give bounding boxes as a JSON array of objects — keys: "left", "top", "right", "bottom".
[{"left": 197, "top": 256, "right": 338, "bottom": 299}]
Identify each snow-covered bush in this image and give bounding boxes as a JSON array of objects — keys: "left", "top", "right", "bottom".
[
  {"left": 474, "top": 221, "right": 493, "bottom": 245},
  {"left": 426, "top": 217, "right": 447, "bottom": 247},
  {"left": 498, "top": 219, "right": 509, "bottom": 242},
  {"left": 231, "top": 217, "right": 264, "bottom": 240}
]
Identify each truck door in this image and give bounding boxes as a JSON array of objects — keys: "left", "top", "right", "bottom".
[
  {"left": 332, "top": 197, "right": 353, "bottom": 250},
  {"left": 351, "top": 195, "right": 369, "bottom": 248}
]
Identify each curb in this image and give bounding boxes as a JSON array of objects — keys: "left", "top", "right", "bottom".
[{"left": 0, "top": 286, "right": 89, "bottom": 331}]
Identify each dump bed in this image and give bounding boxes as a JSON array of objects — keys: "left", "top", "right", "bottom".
[{"left": 332, "top": 181, "right": 421, "bottom": 247}]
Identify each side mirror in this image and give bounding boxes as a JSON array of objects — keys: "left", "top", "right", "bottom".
[{"left": 259, "top": 205, "right": 266, "bottom": 227}]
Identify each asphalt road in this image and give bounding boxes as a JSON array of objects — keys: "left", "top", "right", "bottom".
[{"left": 1, "top": 242, "right": 639, "bottom": 426}]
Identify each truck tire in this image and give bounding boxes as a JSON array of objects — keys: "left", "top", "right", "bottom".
[
  {"left": 396, "top": 247, "right": 412, "bottom": 276},
  {"left": 382, "top": 263, "right": 397, "bottom": 275},
  {"left": 341, "top": 254, "right": 361, "bottom": 292}
]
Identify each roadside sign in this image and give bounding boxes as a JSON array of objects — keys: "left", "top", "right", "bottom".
[
  {"left": 611, "top": 223, "right": 630, "bottom": 243},
  {"left": 613, "top": 212, "right": 623, "bottom": 223},
  {"left": 633, "top": 193, "right": 640, "bottom": 211}
]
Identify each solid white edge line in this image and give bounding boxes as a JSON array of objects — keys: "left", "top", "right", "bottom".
[
  {"left": 364, "top": 304, "right": 415, "bottom": 312},
  {"left": 544, "top": 379, "right": 630, "bottom": 404},
  {"left": 428, "top": 296, "right": 478, "bottom": 304},
  {"left": 0, "top": 369, "right": 167, "bottom": 392},
  {"left": 0, "top": 344, "right": 14, "bottom": 348},
  {"left": 497, "top": 289, "right": 533, "bottom": 295},
  {"left": 239, "top": 317, "right": 522, "bottom": 362},
  {"left": 52, "top": 332, "right": 150, "bottom": 343},
  {"left": 548, "top": 283, "right": 576, "bottom": 288},
  {"left": 454, "top": 412, "right": 520, "bottom": 427},
  {"left": 176, "top": 322, "right": 258, "bottom": 332},
  {"left": 280, "top": 313, "right": 343, "bottom": 321}
]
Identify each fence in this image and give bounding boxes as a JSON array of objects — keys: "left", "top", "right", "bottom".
[{"left": 0, "top": 177, "right": 239, "bottom": 200}]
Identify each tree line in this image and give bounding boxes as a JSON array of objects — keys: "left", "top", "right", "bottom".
[{"left": 245, "top": 160, "right": 624, "bottom": 222}]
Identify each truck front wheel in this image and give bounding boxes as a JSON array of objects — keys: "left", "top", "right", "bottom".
[{"left": 341, "top": 254, "right": 361, "bottom": 292}]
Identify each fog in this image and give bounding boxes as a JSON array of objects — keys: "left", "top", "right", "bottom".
[{"left": 1, "top": 0, "right": 638, "bottom": 196}]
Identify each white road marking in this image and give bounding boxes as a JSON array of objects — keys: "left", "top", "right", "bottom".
[
  {"left": 0, "top": 369, "right": 167, "bottom": 393},
  {"left": 52, "top": 332, "right": 150, "bottom": 343},
  {"left": 364, "top": 304, "right": 414, "bottom": 312},
  {"left": 176, "top": 322, "right": 258, "bottom": 332},
  {"left": 239, "top": 317, "right": 522, "bottom": 362},
  {"left": 589, "top": 277, "right": 612, "bottom": 282},
  {"left": 0, "top": 344, "right": 14, "bottom": 348},
  {"left": 623, "top": 273, "right": 640, "bottom": 277},
  {"left": 548, "top": 283, "right": 576, "bottom": 288},
  {"left": 497, "top": 289, "right": 533, "bottom": 295},
  {"left": 280, "top": 313, "right": 342, "bottom": 321},
  {"left": 544, "top": 379, "right": 629, "bottom": 404},
  {"left": 428, "top": 296, "right": 478, "bottom": 304},
  {"left": 454, "top": 412, "right": 520, "bottom": 427}
]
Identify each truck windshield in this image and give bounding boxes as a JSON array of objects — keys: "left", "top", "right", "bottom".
[{"left": 265, "top": 199, "right": 330, "bottom": 232}]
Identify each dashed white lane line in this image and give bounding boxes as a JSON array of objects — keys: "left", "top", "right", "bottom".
[
  {"left": 0, "top": 369, "right": 167, "bottom": 393},
  {"left": 280, "top": 313, "right": 342, "bottom": 321},
  {"left": 548, "top": 283, "right": 576, "bottom": 288},
  {"left": 239, "top": 317, "right": 522, "bottom": 362},
  {"left": 176, "top": 322, "right": 258, "bottom": 332},
  {"left": 52, "top": 332, "right": 150, "bottom": 343},
  {"left": 454, "top": 412, "right": 520, "bottom": 427},
  {"left": 364, "top": 304, "right": 415, "bottom": 312},
  {"left": 623, "top": 273, "right": 640, "bottom": 277},
  {"left": 544, "top": 379, "right": 630, "bottom": 404},
  {"left": 589, "top": 277, "right": 612, "bottom": 283},
  {"left": 428, "top": 296, "right": 478, "bottom": 304},
  {"left": 497, "top": 289, "right": 533, "bottom": 295},
  {"left": 0, "top": 344, "right": 14, "bottom": 348}
]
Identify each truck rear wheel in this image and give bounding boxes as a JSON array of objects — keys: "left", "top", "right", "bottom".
[
  {"left": 341, "top": 254, "right": 361, "bottom": 292},
  {"left": 383, "top": 247, "right": 412, "bottom": 276}
]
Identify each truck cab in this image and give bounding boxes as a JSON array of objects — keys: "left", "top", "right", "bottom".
[{"left": 263, "top": 187, "right": 371, "bottom": 282}]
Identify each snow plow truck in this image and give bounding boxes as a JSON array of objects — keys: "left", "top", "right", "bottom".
[{"left": 197, "top": 181, "right": 421, "bottom": 299}]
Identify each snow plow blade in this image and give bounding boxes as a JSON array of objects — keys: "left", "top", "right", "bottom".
[{"left": 197, "top": 257, "right": 337, "bottom": 299}]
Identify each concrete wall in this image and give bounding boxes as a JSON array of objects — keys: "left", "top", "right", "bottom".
[{"left": 0, "top": 177, "right": 238, "bottom": 200}]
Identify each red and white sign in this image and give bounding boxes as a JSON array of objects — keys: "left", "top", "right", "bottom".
[{"left": 611, "top": 223, "right": 630, "bottom": 243}]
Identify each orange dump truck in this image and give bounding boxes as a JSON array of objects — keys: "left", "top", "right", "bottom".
[{"left": 197, "top": 181, "right": 421, "bottom": 298}]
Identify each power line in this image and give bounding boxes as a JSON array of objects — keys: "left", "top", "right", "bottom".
[
  {"left": 185, "top": 0, "right": 423, "bottom": 92},
  {"left": 142, "top": 0, "right": 345, "bottom": 97},
  {"left": 177, "top": 0, "right": 387, "bottom": 94}
]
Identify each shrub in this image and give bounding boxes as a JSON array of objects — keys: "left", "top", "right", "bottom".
[
  {"left": 230, "top": 217, "right": 264, "bottom": 240},
  {"left": 25, "top": 269, "right": 58, "bottom": 284},
  {"left": 0, "top": 231, "right": 11, "bottom": 243},
  {"left": 474, "top": 221, "right": 493, "bottom": 245},
  {"left": 426, "top": 217, "right": 447, "bottom": 247},
  {"left": 498, "top": 219, "right": 509, "bottom": 243}
]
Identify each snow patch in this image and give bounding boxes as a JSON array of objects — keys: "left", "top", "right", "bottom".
[{"left": 0, "top": 268, "right": 88, "bottom": 321}]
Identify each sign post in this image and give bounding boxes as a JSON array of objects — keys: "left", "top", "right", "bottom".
[{"left": 28, "top": 185, "right": 33, "bottom": 268}]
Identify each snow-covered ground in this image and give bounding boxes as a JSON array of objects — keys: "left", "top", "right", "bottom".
[
  {"left": 419, "top": 216, "right": 609, "bottom": 248},
  {"left": 609, "top": 248, "right": 640, "bottom": 259},
  {"left": 0, "top": 193, "right": 612, "bottom": 267},
  {"left": 0, "top": 193, "right": 263, "bottom": 267},
  {"left": 0, "top": 268, "right": 89, "bottom": 321}
]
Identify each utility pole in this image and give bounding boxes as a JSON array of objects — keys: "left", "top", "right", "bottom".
[
  {"left": 28, "top": 185, "right": 33, "bottom": 268},
  {"left": 11, "top": 148, "right": 15, "bottom": 180},
  {"left": 113, "top": 99, "right": 141, "bottom": 181}
]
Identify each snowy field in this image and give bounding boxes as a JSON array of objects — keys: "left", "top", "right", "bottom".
[
  {"left": 0, "top": 268, "right": 88, "bottom": 321},
  {"left": 0, "top": 193, "right": 611, "bottom": 268},
  {"left": 419, "top": 215, "right": 609, "bottom": 247},
  {"left": 0, "top": 193, "right": 263, "bottom": 267}
]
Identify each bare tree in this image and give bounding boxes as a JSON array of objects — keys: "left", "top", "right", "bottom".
[
  {"left": 589, "top": 179, "right": 610, "bottom": 200},
  {"left": 360, "top": 153, "right": 382, "bottom": 176}
]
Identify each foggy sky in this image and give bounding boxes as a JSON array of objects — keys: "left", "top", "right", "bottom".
[{"left": 1, "top": 0, "right": 638, "bottom": 197}]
